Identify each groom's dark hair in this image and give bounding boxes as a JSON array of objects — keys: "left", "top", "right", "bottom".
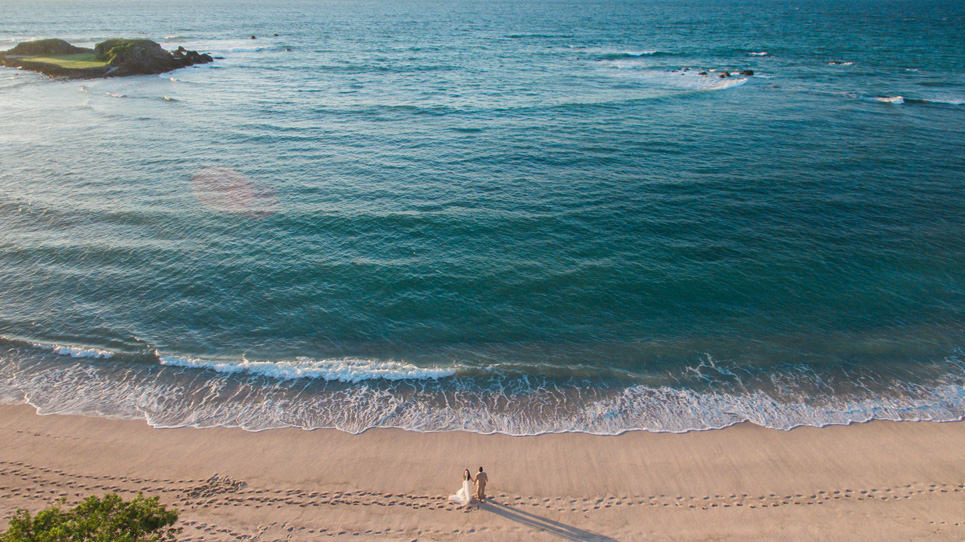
[{"left": 478, "top": 466, "right": 484, "bottom": 472}]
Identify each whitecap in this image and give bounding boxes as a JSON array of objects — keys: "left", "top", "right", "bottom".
[
  {"left": 158, "top": 355, "right": 457, "bottom": 382},
  {"left": 921, "top": 96, "right": 965, "bottom": 105},
  {"left": 3, "top": 339, "right": 962, "bottom": 436},
  {"left": 874, "top": 95, "right": 904, "bottom": 104},
  {"left": 593, "top": 49, "right": 663, "bottom": 61},
  {"left": 33, "top": 342, "right": 114, "bottom": 359}
]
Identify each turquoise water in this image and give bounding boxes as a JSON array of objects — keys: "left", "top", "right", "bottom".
[{"left": 1, "top": 0, "right": 963, "bottom": 434}]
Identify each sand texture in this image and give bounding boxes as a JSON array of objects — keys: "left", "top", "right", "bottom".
[{"left": 0, "top": 404, "right": 962, "bottom": 541}]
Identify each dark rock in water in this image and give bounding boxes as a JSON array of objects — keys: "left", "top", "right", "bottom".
[
  {"left": 719, "top": 71, "right": 731, "bottom": 78},
  {"left": 739, "top": 69, "right": 754, "bottom": 76},
  {"left": 698, "top": 71, "right": 708, "bottom": 76},
  {"left": 97, "top": 39, "right": 178, "bottom": 76},
  {"left": 0, "top": 38, "right": 214, "bottom": 78},
  {"left": 250, "top": 35, "right": 257, "bottom": 40}
]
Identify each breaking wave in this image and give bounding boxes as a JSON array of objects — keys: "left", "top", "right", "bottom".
[
  {"left": 158, "top": 354, "right": 457, "bottom": 382},
  {"left": 908, "top": 96, "right": 965, "bottom": 106},
  {"left": 596, "top": 50, "right": 666, "bottom": 60},
  {"left": 0, "top": 337, "right": 962, "bottom": 436},
  {"left": 874, "top": 95, "right": 905, "bottom": 104},
  {"left": 34, "top": 342, "right": 115, "bottom": 359}
]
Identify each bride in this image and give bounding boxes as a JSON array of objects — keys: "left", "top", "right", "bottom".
[{"left": 448, "top": 468, "right": 473, "bottom": 506}]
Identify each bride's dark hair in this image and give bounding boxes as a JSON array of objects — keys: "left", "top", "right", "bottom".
[{"left": 463, "top": 468, "right": 471, "bottom": 480}]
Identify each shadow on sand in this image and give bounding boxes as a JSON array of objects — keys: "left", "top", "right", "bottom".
[{"left": 479, "top": 500, "right": 617, "bottom": 541}]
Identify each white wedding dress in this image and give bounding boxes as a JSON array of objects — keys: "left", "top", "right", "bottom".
[{"left": 449, "top": 478, "right": 472, "bottom": 506}]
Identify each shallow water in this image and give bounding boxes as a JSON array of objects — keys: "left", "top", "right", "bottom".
[{"left": 1, "top": 0, "right": 963, "bottom": 434}]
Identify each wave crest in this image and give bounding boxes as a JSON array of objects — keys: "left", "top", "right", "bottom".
[
  {"left": 874, "top": 95, "right": 904, "bottom": 104},
  {"left": 16, "top": 339, "right": 115, "bottom": 359},
  {"left": 597, "top": 50, "right": 664, "bottom": 60},
  {"left": 1, "top": 340, "right": 962, "bottom": 435},
  {"left": 158, "top": 355, "right": 457, "bottom": 382}
]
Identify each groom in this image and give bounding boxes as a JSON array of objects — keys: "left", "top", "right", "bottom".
[{"left": 473, "top": 466, "right": 488, "bottom": 502}]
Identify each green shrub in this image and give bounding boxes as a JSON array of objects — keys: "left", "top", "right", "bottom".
[{"left": 1, "top": 493, "right": 179, "bottom": 542}]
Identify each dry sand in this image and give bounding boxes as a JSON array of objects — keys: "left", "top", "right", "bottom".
[{"left": 0, "top": 404, "right": 962, "bottom": 541}]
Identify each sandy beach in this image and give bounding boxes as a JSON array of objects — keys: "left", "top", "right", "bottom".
[{"left": 0, "top": 404, "right": 962, "bottom": 540}]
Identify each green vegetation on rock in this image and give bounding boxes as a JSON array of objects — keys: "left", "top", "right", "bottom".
[
  {"left": 0, "top": 493, "right": 179, "bottom": 542},
  {"left": 2, "top": 37, "right": 213, "bottom": 78},
  {"left": 19, "top": 53, "right": 107, "bottom": 69},
  {"left": 4, "top": 39, "right": 88, "bottom": 57},
  {"left": 94, "top": 39, "right": 160, "bottom": 64}
]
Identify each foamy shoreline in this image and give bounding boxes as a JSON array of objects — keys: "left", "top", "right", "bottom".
[
  {"left": 4, "top": 335, "right": 964, "bottom": 436},
  {"left": 1, "top": 404, "right": 962, "bottom": 540}
]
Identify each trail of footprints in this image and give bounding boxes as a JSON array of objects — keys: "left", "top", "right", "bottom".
[{"left": 1, "top": 459, "right": 962, "bottom": 540}]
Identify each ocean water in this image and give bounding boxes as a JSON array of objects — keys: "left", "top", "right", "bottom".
[{"left": 1, "top": 0, "right": 963, "bottom": 434}]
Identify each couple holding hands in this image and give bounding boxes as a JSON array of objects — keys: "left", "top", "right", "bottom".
[{"left": 449, "top": 466, "right": 488, "bottom": 507}]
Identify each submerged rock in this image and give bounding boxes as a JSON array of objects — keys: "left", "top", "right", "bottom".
[{"left": 0, "top": 38, "right": 213, "bottom": 78}]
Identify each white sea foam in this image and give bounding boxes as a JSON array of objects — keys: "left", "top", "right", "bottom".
[
  {"left": 588, "top": 48, "right": 664, "bottom": 61},
  {"left": 749, "top": 51, "right": 768, "bottom": 56},
  {"left": 158, "top": 355, "right": 457, "bottom": 382},
  {"left": 875, "top": 95, "right": 904, "bottom": 104},
  {"left": 702, "top": 77, "right": 748, "bottom": 91},
  {"left": 602, "top": 65, "right": 749, "bottom": 92},
  {"left": 619, "top": 50, "right": 659, "bottom": 57},
  {"left": 2, "top": 340, "right": 962, "bottom": 436},
  {"left": 922, "top": 96, "right": 965, "bottom": 105},
  {"left": 4, "top": 361, "right": 962, "bottom": 435},
  {"left": 33, "top": 343, "right": 114, "bottom": 359}
]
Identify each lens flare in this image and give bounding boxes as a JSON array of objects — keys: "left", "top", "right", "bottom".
[{"left": 191, "top": 167, "right": 278, "bottom": 218}]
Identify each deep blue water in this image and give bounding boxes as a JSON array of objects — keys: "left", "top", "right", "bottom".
[{"left": 0, "top": 0, "right": 963, "bottom": 434}]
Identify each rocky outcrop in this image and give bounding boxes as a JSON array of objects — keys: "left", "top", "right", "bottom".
[
  {"left": 0, "top": 38, "right": 213, "bottom": 78},
  {"left": 5, "top": 38, "right": 89, "bottom": 56},
  {"left": 95, "top": 38, "right": 212, "bottom": 76}
]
